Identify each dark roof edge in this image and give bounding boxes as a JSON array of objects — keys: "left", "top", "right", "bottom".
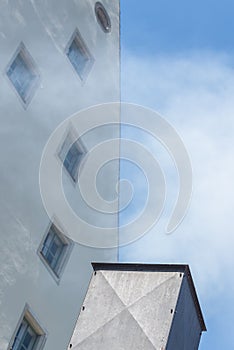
[
  {"left": 184, "top": 265, "right": 207, "bottom": 332},
  {"left": 92, "top": 262, "right": 188, "bottom": 272},
  {"left": 91, "top": 262, "right": 206, "bottom": 332}
]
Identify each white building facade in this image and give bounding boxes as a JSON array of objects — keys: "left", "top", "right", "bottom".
[{"left": 0, "top": 1, "right": 120, "bottom": 349}]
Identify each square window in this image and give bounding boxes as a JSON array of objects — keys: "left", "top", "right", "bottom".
[
  {"left": 12, "top": 319, "right": 38, "bottom": 350},
  {"left": 59, "top": 131, "right": 86, "bottom": 182},
  {"left": 39, "top": 224, "right": 73, "bottom": 281},
  {"left": 63, "top": 142, "right": 83, "bottom": 181},
  {"left": 66, "top": 29, "right": 94, "bottom": 81},
  {"left": 6, "top": 43, "right": 40, "bottom": 106},
  {"left": 9, "top": 307, "right": 46, "bottom": 350}
]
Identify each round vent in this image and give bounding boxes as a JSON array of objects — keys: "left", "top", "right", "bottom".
[{"left": 95, "top": 2, "right": 111, "bottom": 33}]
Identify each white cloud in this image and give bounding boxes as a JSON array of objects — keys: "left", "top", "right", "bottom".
[{"left": 120, "top": 49, "right": 234, "bottom": 299}]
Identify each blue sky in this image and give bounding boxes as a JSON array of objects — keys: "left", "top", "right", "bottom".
[
  {"left": 121, "top": 0, "right": 234, "bottom": 54},
  {"left": 120, "top": 1, "right": 234, "bottom": 348}
]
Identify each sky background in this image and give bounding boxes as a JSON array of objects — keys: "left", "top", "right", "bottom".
[{"left": 119, "top": 1, "right": 234, "bottom": 348}]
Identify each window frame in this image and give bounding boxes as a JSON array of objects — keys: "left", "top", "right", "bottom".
[
  {"left": 95, "top": 2, "right": 112, "bottom": 33},
  {"left": 38, "top": 222, "right": 74, "bottom": 284},
  {"left": 65, "top": 28, "right": 94, "bottom": 82},
  {"left": 5, "top": 42, "right": 40, "bottom": 108},
  {"left": 8, "top": 304, "right": 46, "bottom": 350},
  {"left": 58, "top": 129, "right": 87, "bottom": 184}
]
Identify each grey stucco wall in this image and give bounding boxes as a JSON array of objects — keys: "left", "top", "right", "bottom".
[
  {"left": 68, "top": 269, "right": 183, "bottom": 349},
  {"left": 0, "top": 1, "right": 120, "bottom": 349}
]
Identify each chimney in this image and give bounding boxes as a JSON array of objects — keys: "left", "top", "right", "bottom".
[{"left": 68, "top": 263, "right": 206, "bottom": 349}]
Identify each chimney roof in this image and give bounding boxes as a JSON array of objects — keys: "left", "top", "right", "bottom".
[{"left": 92, "top": 262, "right": 207, "bottom": 332}]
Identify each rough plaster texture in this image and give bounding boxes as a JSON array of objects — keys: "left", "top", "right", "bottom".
[
  {"left": 68, "top": 265, "right": 205, "bottom": 350},
  {"left": 0, "top": 1, "right": 120, "bottom": 349}
]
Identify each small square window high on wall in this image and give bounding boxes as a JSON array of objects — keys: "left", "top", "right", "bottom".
[
  {"left": 65, "top": 29, "right": 94, "bottom": 81},
  {"left": 6, "top": 42, "right": 40, "bottom": 107},
  {"left": 58, "top": 130, "right": 86, "bottom": 183},
  {"left": 38, "top": 223, "right": 73, "bottom": 283}
]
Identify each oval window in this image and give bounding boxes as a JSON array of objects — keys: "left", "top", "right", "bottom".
[{"left": 95, "top": 2, "right": 111, "bottom": 33}]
